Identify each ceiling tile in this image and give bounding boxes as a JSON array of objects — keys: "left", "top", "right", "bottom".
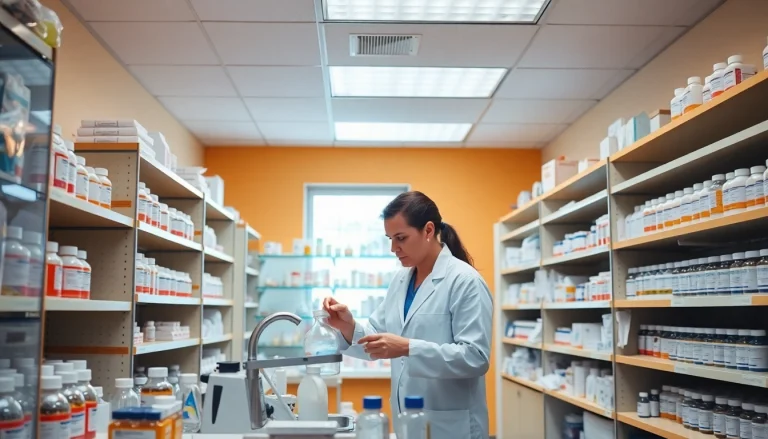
[
  {"left": 323, "top": 23, "right": 537, "bottom": 67},
  {"left": 517, "top": 25, "right": 685, "bottom": 69},
  {"left": 245, "top": 98, "right": 328, "bottom": 122},
  {"left": 158, "top": 97, "right": 251, "bottom": 121},
  {"left": 203, "top": 23, "right": 320, "bottom": 65},
  {"left": 66, "top": 0, "right": 195, "bottom": 21},
  {"left": 495, "top": 68, "right": 635, "bottom": 100},
  {"left": 258, "top": 122, "right": 333, "bottom": 143},
  {"left": 228, "top": 67, "right": 325, "bottom": 97},
  {"left": 544, "top": 0, "right": 723, "bottom": 26},
  {"left": 128, "top": 66, "right": 237, "bottom": 97},
  {"left": 482, "top": 100, "right": 596, "bottom": 124},
  {"left": 332, "top": 98, "right": 490, "bottom": 123},
  {"left": 190, "top": 0, "right": 317, "bottom": 22},
  {"left": 183, "top": 121, "right": 264, "bottom": 144},
  {"left": 468, "top": 123, "right": 567, "bottom": 143},
  {"left": 626, "top": 26, "right": 687, "bottom": 69},
  {"left": 89, "top": 22, "right": 218, "bottom": 65}
]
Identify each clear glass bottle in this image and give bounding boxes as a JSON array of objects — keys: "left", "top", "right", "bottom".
[
  {"left": 679, "top": 260, "right": 692, "bottom": 296},
  {"left": 0, "top": 376, "right": 24, "bottom": 439},
  {"left": 626, "top": 268, "right": 637, "bottom": 299},
  {"left": 749, "top": 329, "right": 768, "bottom": 372},
  {"left": 110, "top": 378, "right": 140, "bottom": 411},
  {"left": 141, "top": 367, "right": 174, "bottom": 406},
  {"left": 694, "top": 257, "right": 710, "bottom": 296},
  {"left": 715, "top": 396, "right": 729, "bottom": 438},
  {"left": 700, "top": 394, "right": 715, "bottom": 435},
  {"left": 700, "top": 328, "right": 716, "bottom": 366},
  {"left": 303, "top": 309, "right": 341, "bottom": 376},
  {"left": 356, "top": 396, "right": 389, "bottom": 439},
  {"left": 691, "top": 392, "right": 703, "bottom": 431},
  {"left": 179, "top": 373, "right": 201, "bottom": 433}
]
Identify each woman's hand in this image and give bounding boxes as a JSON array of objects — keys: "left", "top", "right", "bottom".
[
  {"left": 322, "top": 297, "right": 355, "bottom": 343},
  {"left": 358, "top": 333, "right": 410, "bottom": 359}
]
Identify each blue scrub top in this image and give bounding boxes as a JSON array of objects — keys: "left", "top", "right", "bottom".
[{"left": 404, "top": 271, "right": 420, "bottom": 318}]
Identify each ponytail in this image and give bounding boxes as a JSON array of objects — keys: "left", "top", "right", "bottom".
[{"left": 440, "top": 222, "right": 473, "bottom": 266}]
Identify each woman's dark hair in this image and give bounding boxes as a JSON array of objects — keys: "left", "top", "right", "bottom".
[{"left": 382, "top": 191, "right": 473, "bottom": 266}]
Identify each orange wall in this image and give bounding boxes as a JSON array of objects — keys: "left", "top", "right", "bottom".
[
  {"left": 44, "top": 0, "right": 204, "bottom": 165},
  {"left": 205, "top": 146, "right": 542, "bottom": 434}
]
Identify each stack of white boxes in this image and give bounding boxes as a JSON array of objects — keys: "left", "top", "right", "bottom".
[{"left": 76, "top": 119, "right": 155, "bottom": 158}]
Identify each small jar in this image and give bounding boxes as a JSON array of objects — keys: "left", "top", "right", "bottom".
[
  {"left": 650, "top": 389, "right": 661, "bottom": 418},
  {"left": 144, "top": 321, "right": 156, "bottom": 343},
  {"left": 39, "top": 375, "right": 71, "bottom": 437},
  {"left": 726, "top": 399, "right": 743, "bottom": 439},
  {"left": 141, "top": 367, "right": 174, "bottom": 406},
  {"left": 746, "top": 165, "right": 767, "bottom": 209},
  {"left": 159, "top": 203, "right": 170, "bottom": 231},
  {"left": 638, "top": 392, "right": 651, "bottom": 418},
  {"left": 715, "top": 396, "right": 729, "bottom": 438},
  {"left": 700, "top": 394, "right": 715, "bottom": 435},
  {"left": 145, "top": 258, "right": 158, "bottom": 295},
  {"left": 94, "top": 168, "right": 112, "bottom": 209},
  {"left": 749, "top": 329, "right": 768, "bottom": 372},
  {"left": 59, "top": 245, "right": 84, "bottom": 299},
  {"left": 740, "top": 403, "right": 755, "bottom": 439}
]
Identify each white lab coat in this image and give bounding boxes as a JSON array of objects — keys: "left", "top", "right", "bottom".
[{"left": 339, "top": 244, "right": 493, "bottom": 439}]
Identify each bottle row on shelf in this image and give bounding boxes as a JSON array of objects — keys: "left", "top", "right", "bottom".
[
  {"left": 554, "top": 318, "right": 613, "bottom": 353},
  {"left": 263, "top": 236, "right": 392, "bottom": 258},
  {"left": 502, "top": 270, "right": 612, "bottom": 307},
  {"left": 134, "top": 321, "right": 190, "bottom": 344},
  {"left": 134, "top": 255, "right": 193, "bottom": 298},
  {"left": 137, "top": 182, "right": 195, "bottom": 240},
  {"left": 502, "top": 234, "right": 539, "bottom": 269},
  {"left": 552, "top": 215, "right": 610, "bottom": 258},
  {"left": 262, "top": 268, "right": 395, "bottom": 290},
  {"left": 44, "top": 240, "right": 90, "bottom": 299},
  {"left": 637, "top": 325, "right": 767, "bottom": 372}
]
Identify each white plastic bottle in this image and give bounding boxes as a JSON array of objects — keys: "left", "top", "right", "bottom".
[
  {"left": 145, "top": 258, "right": 158, "bottom": 295},
  {"left": 150, "top": 195, "right": 160, "bottom": 228},
  {"left": 137, "top": 183, "right": 150, "bottom": 224},
  {"left": 680, "top": 188, "right": 695, "bottom": 225},
  {"left": 709, "top": 174, "right": 727, "bottom": 218},
  {"left": 670, "top": 88, "right": 685, "bottom": 120},
  {"left": 45, "top": 241, "right": 63, "bottom": 297},
  {"left": 357, "top": 396, "right": 389, "bottom": 439},
  {"left": 22, "top": 231, "right": 43, "bottom": 297},
  {"left": 746, "top": 166, "right": 767, "bottom": 209},
  {"left": 683, "top": 77, "right": 703, "bottom": 114},
  {"left": 297, "top": 365, "right": 328, "bottom": 421},
  {"left": 723, "top": 55, "right": 756, "bottom": 92},
  {"left": 77, "top": 250, "right": 92, "bottom": 300},
  {"left": 2, "top": 226, "right": 30, "bottom": 296},
  {"left": 725, "top": 168, "right": 750, "bottom": 214},
  {"left": 643, "top": 199, "right": 656, "bottom": 234},
  {"left": 65, "top": 141, "right": 77, "bottom": 195},
  {"left": 702, "top": 75, "right": 713, "bottom": 104},
  {"left": 95, "top": 168, "right": 112, "bottom": 209},
  {"left": 135, "top": 255, "right": 148, "bottom": 295},
  {"left": 180, "top": 374, "right": 202, "bottom": 433},
  {"left": 670, "top": 191, "right": 684, "bottom": 227},
  {"left": 86, "top": 167, "right": 101, "bottom": 207},
  {"left": 698, "top": 181, "right": 713, "bottom": 222},
  {"left": 51, "top": 125, "right": 69, "bottom": 191},
  {"left": 398, "top": 396, "right": 428, "bottom": 439},
  {"left": 75, "top": 157, "right": 89, "bottom": 201},
  {"left": 60, "top": 246, "right": 84, "bottom": 299},
  {"left": 711, "top": 62, "right": 728, "bottom": 98},
  {"left": 656, "top": 195, "right": 670, "bottom": 232},
  {"left": 691, "top": 183, "right": 704, "bottom": 222}
]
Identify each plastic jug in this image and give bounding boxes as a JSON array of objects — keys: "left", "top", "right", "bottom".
[
  {"left": 304, "top": 309, "right": 341, "bottom": 376},
  {"left": 297, "top": 365, "right": 328, "bottom": 421}
]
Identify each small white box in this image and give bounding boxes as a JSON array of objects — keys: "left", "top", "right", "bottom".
[
  {"left": 578, "top": 158, "right": 600, "bottom": 173},
  {"left": 581, "top": 323, "right": 603, "bottom": 350},
  {"left": 650, "top": 109, "right": 671, "bottom": 132},
  {"left": 541, "top": 158, "right": 578, "bottom": 193},
  {"left": 205, "top": 175, "right": 225, "bottom": 205},
  {"left": 149, "top": 132, "right": 172, "bottom": 168},
  {"left": 623, "top": 113, "right": 651, "bottom": 147},
  {"left": 599, "top": 136, "right": 618, "bottom": 159}
]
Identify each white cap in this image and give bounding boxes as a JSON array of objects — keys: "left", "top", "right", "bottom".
[
  {"left": 41, "top": 365, "right": 54, "bottom": 376},
  {"left": 639, "top": 392, "right": 648, "bottom": 397},
  {"left": 735, "top": 168, "right": 750, "bottom": 177},
  {"left": 46, "top": 241, "right": 59, "bottom": 253},
  {"left": 687, "top": 76, "right": 701, "bottom": 85},
  {"left": 41, "top": 375, "right": 62, "bottom": 390},
  {"left": 7, "top": 226, "right": 22, "bottom": 240},
  {"left": 115, "top": 378, "right": 133, "bottom": 388},
  {"left": 712, "top": 174, "right": 725, "bottom": 181},
  {"left": 53, "top": 362, "right": 74, "bottom": 373},
  {"left": 714, "top": 62, "right": 727, "bottom": 70},
  {"left": 727, "top": 54, "right": 743, "bottom": 64},
  {"left": 146, "top": 258, "right": 155, "bottom": 265},
  {"left": 180, "top": 373, "right": 197, "bottom": 384},
  {"left": 77, "top": 369, "right": 92, "bottom": 382},
  {"left": 666, "top": 193, "right": 674, "bottom": 200},
  {"left": 59, "top": 246, "right": 78, "bottom": 257},
  {"left": 674, "top": 190, "right": 683, "bottom": 197},
  {"left": 57, "top": 371, "right": 78, "bottom": 384},
  {"left": 139, "top": 182, "right": 146, "bottom": 189},
  {"left": 154, "top": 395, "right": 175, "bottom": 405},
  {"left": 65, "top": 140, "right": 75, "bottom": 152},
  {"left": 148, "top": 367, "right": 168, "bottom": 378},
  {"left": 683, "top": 187, "right": 693, "bottom": 194},
  {"left": 693, "top": 183, "right": 703, "bottom": 191},
  {"left": 760, "top": 249, "right": 768, "bottom": 257},
  {"left": 707, "top": 256, "right": 719, "bottom": 263},
  {"left": 151, "top": 194, "right": 159, "bottom": 202},
  {"left": 77, "top": 250, "right": 87, "bottom": 260},
  {"left": 0, "top": 376, "right": 15, "bottom": 393},
  {"left": 53, "top": 124, "right": 62, "bottom": 136},
  {"left": 751, "top": 166, "right": 767, "bottom": 174},
  {"left": 95, "top": 168, "right": 108, "bottom": 177},
  {"left": 726, "top": 172, "right": 735, "bottom": 179},
  {"left": 733, "top": 252, "right": 746, "bottom": 260},
  {"left": 134, "top": 376, "right": 147, "bottom": 385},
  {"left": 746, "top": 251, "right": 760, "bottom": 259},
  {"left": 76, "top": 156, "right": 85, "bottom": 166},
  {"left": 86, "top": 166, "right": 95, "bottom": 174},
  {"left": 720, "top": 254, "right": 732, "bottom": 262},
  {"left": 22, "top": 231, "right": 42, "bottom": 245},
  {"left": 11, "top": 358, "right": 33, "bottom": 369}
]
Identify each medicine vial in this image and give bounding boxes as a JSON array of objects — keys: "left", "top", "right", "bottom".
[
  {"left": 700, "top": 395, "right": 715, "bottom": 434},
  {"left": 45, "top": 241, "right": 63, "bottom": 297},
  {"left": 699, "top": 180, "right": 713, "bottom": 221},
  {"left": 2, "top": 226, "right": 31, "bottom": 296},
  {"left": 94, "top": 168, "right": 112, "bottom": 209},
  {"left": 134, "top": 255, "right": 149, "bottom": 295},
  {"left": 150, "top": 195, "right": 160, "bottom": 227},
  {"left": 39, "top": 375, "right": 71, "bottom": 439},
  {"left": 60, "top": 246, "right": 85, "bottom": 299},
  {"left": 725, "top": 168, "right": 750, "bottom": 214},
  {"left": 723, "top": 55, "right": 756, "bottom": 92},
  {"left": 86, "top": 167, "right": 101, "bottom": 206},
  {"left": 671, "top": 88, "right": 685, "bottom": 119},
  {"left": 65, "top": 141, "right": 77, "bottom": 195},
  {"left": 714, "top": 396, "right": 729, "bottom": 438},
  {"left": 749, "top": 329, "right": 768, "bottom": 372},
  {"left": 702, "top": 75, "right": 713, "bottom": 103},
  {"left": 638, "top": 392, "right": 651, "bottom": 418},
  {"left": 711, "top": 62, "right": 728, "bottom": 98},
  {"left": 51, "top": 125, "right": 69, "bottom": 190},
  {"left": 725, "top": 399, "right": 742, "bottom": 439},
  {"left": 58, "top": 371, "right": 86, "bottom": 439},
  {"left": 650, "top": 389, "right": 661, "bottom": 417},
  {"left": 75, "top": 156, "right": 89, "bottom": 201},
  {"left": 137, "top": 183, "right": 151, "bottom": 223},
  {"left": 683, "top": 76, "right": 703, "bottom": 114},
  {"left": 746, "top": 166, "right": 766, "bottom": 209},
  {"left": 680, "top": 187, "right": 695, "bottom": 224},
  {"left": 22, "top": 231, "right": 43, "bottom": 297}
]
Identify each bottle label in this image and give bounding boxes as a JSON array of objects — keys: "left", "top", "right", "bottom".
[
  {"left": 700, "top": 343, "right": 715, "bottom": 365},
  {"left": 88, "top": 180, "right": 101, "bottom": 205},
  {"left": 715, "top": 413, "right": 725, "bottom": 434},
  {"left": 53, "top": 152, "right": 69, "bottom": 189},
  {"left": 737, "top": 345, "right": 751, "bottom": 369},
  {"left": 741, "top": 418, "right": 752, "bottom": 439},
  {"left": 725, "top": 345, "right": 738, "bottom": 368},
  {"left": 75, "top": 172, "right": 89, "bottom": 200},
  {"left": 681, "top": 201, "right": 692, "bottom": 222},
  {"left": 638, "top": 401, "right": 650, "bottom": 417},
  {"left": 754, "top": 423, "right": 768, "bottom": 439},
  {"left": 651, "top": 400, "right": 660, "bottom": 417},
  {"left": 81, "top": 268, "right": 91, "bottom": 298},
  {"left": 25, "top": 145, "right": 48, "bottom": 184},
  {"left": 100, "top": 185, "right": 112, "bottom": 208},
  {"left": 705, "top": 271, "right": 718, "bottom": 294},
  {"left": 62, "top": 266, "right": 83, "bottom": 298},
  {"left": 700, "top": 410, "right": 713, "bottom": 431},
  {"left": 46, "top": 263, "right": 62, "bottom": 296},
  {"left": 39, "top": 413, "right": 71, "bottom": 439},
  {"left": 724, "top": 70, "right": 737, "bottom": 90},
  {"left": 726, "top": 415, "right": 740, "bottom": 438},
  {"left": 743, "top": 266, "right": 758, "bottom": 293},
  {"left": 759, "top": 265, "right": 768, "bottom": 293},
  {"left": 68, "top": 160, "right": 76, "bottom": 194},
  {"left": 715, "top": 343, "right": 726, "bottom": 365},
  {"left": 86, "top": 401, "right": 98, "bottom": 433},
  {"left": 730, "top": 269, "right": 743, "bottom": 293},
  {"left": 135, "top": 269, "right": 147, "bottom": 294},
  {"left": 111, "top": 430, "right": 156, "bottom": 439},
  {"left": 138, "top": 197, "right": 148, "bottom": 223},
  {"left": 27, "top": 258, "right": 43, "bottom": 296},
  {"left": 70, "top": 406, "right": 86, "bottom": 438},
  {"left": 730, "top": 186, "right": 747, "bottom": 211},
  {"left": 3, "top": 253, "right": 29, "bottom": 289},
  {"left": 710, "top": 189, "right": 724, "bottom": 215},
  {"left": 750, "top": 345, "right": 768, "bottom": 372},
  {"left": 746, "top": 183, "right": 758, "bottom": 206},
  {"left": 711, "top": 75, "right": 724, "bottom": 94},
  {"left": 183, "top": 390, "right": 200, "bottom": 425},
  {"left": 717, "top": 269, "right": 731, "bottom": 293},
  {"left": 0, "top": 419, "right": 26, "bottom": 439}
]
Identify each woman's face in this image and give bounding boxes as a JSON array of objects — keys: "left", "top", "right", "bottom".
[{"left": 384, "top": 213, "right": 435, "bottom": 267}]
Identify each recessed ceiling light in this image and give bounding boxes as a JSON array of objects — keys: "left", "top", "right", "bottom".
[
  {"left": 323, "top": 0, "right": 549, "bottom": 23},
  {"left": 335, "top": 122, "right": 472, "bottom": 142},
  {"left": 330, "top": 66, "right": 507, "bottom": 98}
]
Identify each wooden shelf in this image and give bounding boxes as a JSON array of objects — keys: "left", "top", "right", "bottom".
[
  {"left": 205, "top": 198, "right": 235, "bottom": 221},
  {"left": 542, "top": 160, "right": 608, "bottom": 202},
  {"left": 135, "top": 294, "right": 201, "bottom": 305},
  {"left": 541, "top": 189, "right": 608, "bottom": 225},
  {"left": 502, "top": 337, "right": 541, "bottom": 349},
  {"left": 616, "top": 294, "right": 768, "bottom": 308},
  {"left": 500, "top": 220, "right": 540, "bottom": 242},
  {"left": 616, "top": 355, "right": 768, "bottom": 388},
  {"left": 0, "top": 296, "right": 41, "bottom": 312},
  {"left": 500, "top": 261, "right": 540, "bottom": 275},
  {"left": 49, "top": 189, "right": 134, "bottom": 228},
  {"left": 501, "top": 373, "right": 544, "bottom": 392},
  {"left": 543, "top": 344, "right": 612, "bottom": 361},
  {"left": 202, "top": 297, "right": 234, "bottom": 306},
  {"left": 501, "top": 303, "right": 542, "bottom": 310},
  {"left": 617, "top": 412, "right": 707, "bottom": 439},
  {"left": 204, "top": 247, "right": 235, "bottom": 263},
  {"left": 137, "top": 222, "right": 203, "bottom": 252},
  {"left": 545, "top": 389, "right": 614, "bottom": 419},
  {"left": 614, "top": 207, "right": 768, "bottom": 250},
  {"left": 543, "top": 300, "right": 611, "bottom": 309},
  {"left": 134, "top": 338, "right": 200, "bottom": 355},
  {"left": 542, "top": 246, "right": 609, "bottom": 266},
  {"left": 45, "top": 298, "right": 131, "bottom": 312},
  {"left": 500, "top": 197, "right": 541, "bottom": 225},
  {"left": 203, "top": 333, "right": 234, "bottom": 345}
]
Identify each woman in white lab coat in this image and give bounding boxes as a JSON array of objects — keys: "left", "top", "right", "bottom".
[{"left": 323, "top": 191, "right": 493, "bottom": 439}]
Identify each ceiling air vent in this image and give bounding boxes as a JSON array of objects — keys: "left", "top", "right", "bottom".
[{"left": 349, "top": 34, "right": 421, "bottom": 57}]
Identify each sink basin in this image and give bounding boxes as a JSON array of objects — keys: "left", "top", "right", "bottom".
[{"left": 329, "top": 414, "right": 354, "bottom": 432}]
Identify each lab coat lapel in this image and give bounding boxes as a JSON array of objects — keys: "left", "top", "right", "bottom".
[
  {"left": 402, "top": 245, "right": 452, "bottom": 329},
  {"left": 396, "top": 268, "right": 412, "bottom": 327}
]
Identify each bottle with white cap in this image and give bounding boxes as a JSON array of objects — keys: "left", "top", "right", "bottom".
[
  {"left": 670, "top": 88, "right": 686, "bottom": 120},
  {"left": 75, "top": 156, "right": 89, "bottom": 201},
  {"left": 86, "top": 167, "right": 100, "bottom": 207},
  {"left": 683, "top": 76, "right": 703, "bottom": 114},
  {"left": 77, "top": 250, "right": 91, "bottom": 300},
  {"left": 39, "top": 375, "right": 71, "bottom": 439},
  {"left": 59, "top": 246, "right": 84, "bottom": 299},
  {"left": 2, "top": 226, "right": 30, "bottom": 296},
  {"left": 45, "top": 242, "right": 63, "bottom": 297},
  {"left": 710, "top": 62, "right": 728, "bottom": 98},
  {"left": 65, "top": 141, "right": 77, "bottom": 195},
  {"left": 94, "top": 168, "right": 111, "bottom": 209},
  {"left": 141, "top": 367, "right": 173, "bottom": 406},
  {"left": 111, "top": 378, "right": 139, "bottom": 411},
  {"left": 67, "top": 360, "right": 87, "bottom": 371},
  {"left": 57, "top": 371, "right": 86, "bottom": 439},
  {"left": 179, "top": 373, "right": 202, "bottom": 433},
  {"left": 76, "top": 370, "right": 98, "bottom": 438},
  {"left": 723, "top": 54, "right": 757, "bottom": 92},
  {"left": 92, "top": 386, "right": 110, "bottom": 433},
  {"left": 0, "top": 376, "right": 24, "bottom": 439},
  {"left": 21, "top": 231, "right": 43, "bottom": 297}
]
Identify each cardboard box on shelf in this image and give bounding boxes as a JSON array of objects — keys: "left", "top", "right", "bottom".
[
  {"left": 541, "top": 158, "right": 578, "bottom": 193},
  {"left": 650, "top": 109, "right": 671, "bottom": 133}
]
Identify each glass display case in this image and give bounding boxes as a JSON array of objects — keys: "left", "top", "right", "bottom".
[{"left": 0, "top": 7, "right": 55, "bottom": 439}]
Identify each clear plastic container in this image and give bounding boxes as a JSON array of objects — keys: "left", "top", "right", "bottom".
[
  {"left": 398, "top": 396, "right": 428, "bottom": 438},
  {"left": 75, "top": 156, "right": 89, "bottom": 201},
  {"left": 58, "top": 371, "right": 87, "bottom": 439},
  {"left": 39, "top": 375, "right": 71, "bottom": 439},
  {"left": 303, "top": 309, "right": 341, "bottom": 376},
  {"left": 95, "top": 168, "right": 112, "bottom": 209},
  {"left": 141, "top": 367, "right": 173, "bottom": 406},
  {"left": 356, "top": 396, "right": 389, "bottom": 439},
  {"left": 45, "top": 241, "right": 63, "bottom": 297},
  {"left": 3, "top": 226, "right": 30, "bottom": 296},
  {"left": 22, "top": 231, "right": 43, "bottom": 298},
  {"left": 179, "top": 374, "right": 201, "bottom": 433},
  {"left": 111, "top": 378, "right": 140, "bottom": 411},
  {"left": 78, "top": 250, "right": 92, "bottom": 300},
  {"left": 297, "top": 365, "right": 328, "bottom": 421}
]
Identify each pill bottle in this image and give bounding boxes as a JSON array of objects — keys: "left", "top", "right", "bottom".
[
  {"left": 0, "top": 376, "right": 24, "bottom": 439},
  {"left": 660, "top": 326, "right": 672, "bottom": 358},
  {"left": 660, "top": 385, "right": 671, "bottom": 419},
  {"left": 731, "top": 253, "right": 747, "bottom": 295},
  {"left": 740, "top": 403, "right": 755, "bottom": 439},
  {"left": 75, "top": 157, "right": 89, "bottom": 201},
  {"left": 677, "top": 388, "right": 685, "bottom": 424},
  {"left": 724, "top": 329, "right": 740, "bottom": 369},
  {"left": 722, "top": 172, "right": 736, "bottom": 211},
  {"left": 758, "top": 250, "right": 768, "bottom": 294},
  {"left": 699, "top": 180, "right": 714, "bottom": 221},
  {"left": 661, "top": 193, "right": 674, "bottom": 229},
  {"left": 134, "top": 255, "right": 148, "bottom": 296},
  {"left": 716, "top": 255, "right": 733, "bottom": 295},
  {"left": 691, "top": 392, "right": 703, "bottom": 431},
  {"left": 143, "top": 321, "right": 156, "bottom": 343},
  {"left": 40, "top": 374, "right": 71, "bottom": 439},
  {"left": 638, "top": 392, "right": 651, "bottom": 418},
  {"left": 157, "top": 267, "right": 169, "bottom": 296},
  {"left": 746, "top": 166, "right": 767, "bottom": 209},
  {"left": 669, "top": 327, "right": 681, "bottom": 361},
  {"left": 749, "top": 329, "right": 768, "bottom": 372},
  {"left": 678, "top": 261, "right": 692, "bottom": 296},
  {"left": 703, "top": 75, "right": 713, "bottom": 103},
  {"left": 76, "top": 370, "right": 98, "bottom": 439},
  {"left": 764, "top": 37, "right": 768, "bottom": 70},
  {"left": 709, "top": 174, "right": 727, "bottom": 218},
  {"left": 58, "top": 371, "right": 86, "bottom": 439},
  {"left": 701, "top": 328, "right": 716, "bottom": 366},
  {"left": 643, "top": 200, "right": 657, "bottom": 234},
  {"left": 184, "top": 214, "right": 194, "bottom": 240},
  {"left": 736, "top": 329, "right": 751, "bottom": 371},
  {"left": 168, "top": 208, "right": 180, "bottom": 237},
  {"left": 638, "top": 325, "right": 648, "bottom": 355},
  {"left": 726, "top": 168, "right": 750, "bottom": 214},
  {"left": 137, "top": 183, "right": 151, "bottom": 224},
  {"left": 145, "top": 258, "right": 158, "bottom": 295},
  {"left": 679, "top": 187, "right": 695, "bottom": 224},
  {"left": 723, "top": 55, "right": 756, "bottom": 92},
  {"left": 650, "top": 389, "right": 661, "bottom": 417},
  {"left": 141, "top": 368, "right": 173, "bottom": 407},
  {"left": 671, "top": 88, "right": 686, "bottom": 119},
  {"left": 714, "top": 328, "right": 728, "bottom": 367},
  {"left": 742, "top": 251, "right": 760, "bottom": 294},
  {"left": 704, "top": 256, "right": 720, "bottom": 295},
  {"left": 22, "top": 231, "right": 43, "bottom": 297},
  {"left": 51, "top": 125, "right": 69, "bottom": 190},
  {"left": 654, "top": 196, "right": 667, "bottom": 231},
  {"left": 45, "top": 241, "right": 63, "bottom": 297},
  {"left": 711, "top": 62, "right": 728, "bottom": 98},
  {"left": 2, "top": 226, "right": 30, "bottom": 296},
  {"left": 77, "top": 250, "right": 91, "bottom": 300},
  {"left": 726, "top": 399, "right": 742, "bottom": 439},
  {"left": 86, "top": 167, "right": 101, "bottom": 207},
  {"left": 94, "top": 168, "right": 112, "bottom": 209},
  {"left": 686, "top": 328, "right": 700, "bottom": 363},
  {"left": 683, "top": 76, "right": 704, "bottom": 114},
  {"left": 626, "top": 268, "right": 637, "bottom": 299},
  {"left": 65, "top": 141, "right": 77, "bottom": 195},
  {"left": 715, "top": 396, "right": 729, "bottom": 438},
  {"left": 672, "top": 192, "right": 684, "bottom": 226},
  {"left": 694, "top": 258, "right": 710, "bottom": 296},
  {"left": 753, "top": 405, "right": 768, "bottom": 439},
  {"left": 159, "top": 204, "right": 169, "bottom": 232},
  {"left": 701, "top": 394, "right": 715, "bottom": 434},
  {"left": 60, "top": 246, "right": 84, "bottom": 299},
  {"left": 691, "top": 183, "right": 705, "bottom": 221},
  {"left": 150, "top": 195, "right": 160, "bottom": 228},
  {"left": 652, "top": 325, "right": 662, "bottom": 357},
  {"left": 683, "top": 391, "right": 693, "bottom": 428}
]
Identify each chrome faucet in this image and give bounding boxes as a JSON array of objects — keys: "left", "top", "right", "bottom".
[{"left": 245, "top": 312, "right": 342, "bottom": 430}]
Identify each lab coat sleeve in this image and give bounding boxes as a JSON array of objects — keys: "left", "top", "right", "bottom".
[
  {"left": 337, "top": 296, "right": 387, "bottom": 361},
  {"left": 408, "top": 274, "right": 493, "bottom": 379}
]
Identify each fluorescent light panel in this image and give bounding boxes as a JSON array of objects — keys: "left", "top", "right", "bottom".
[
  {"left": 330, "top": 66, "right": 506, "bottom": 98},
  {"left": 324, "top": 0, "right": 549, "bottom": 22},
  {"left": 335, "top": 122, "right": 471, "bottom": 142}
]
